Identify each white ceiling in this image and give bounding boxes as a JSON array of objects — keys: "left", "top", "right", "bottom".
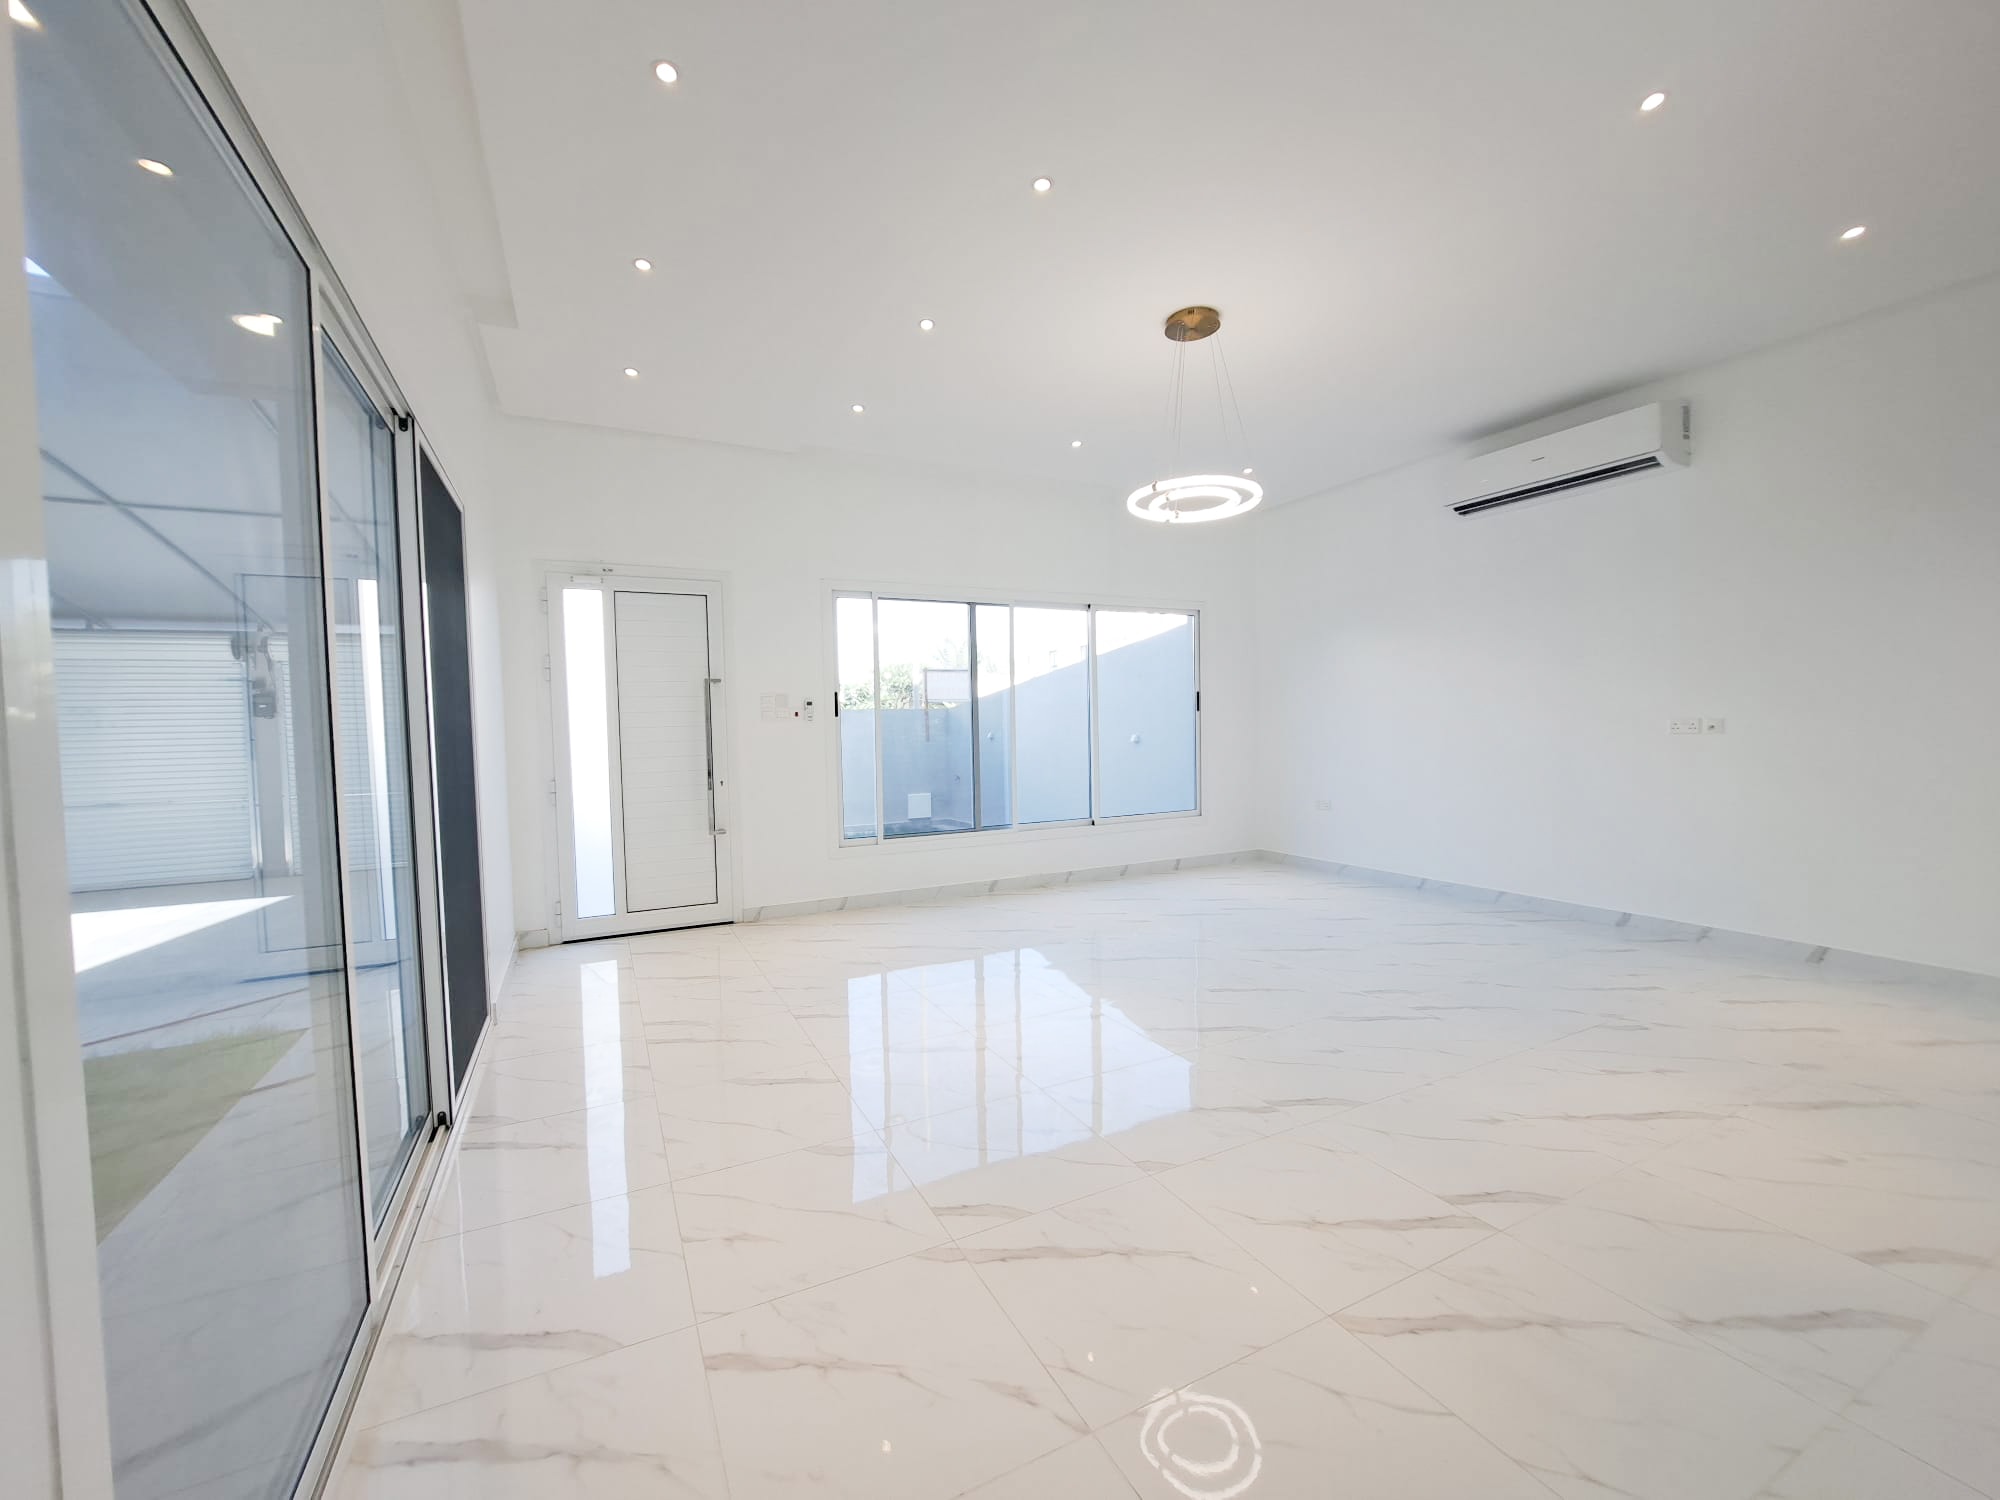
[{"left": 450, "top": 0, "right": 2000, "bottom": 503}]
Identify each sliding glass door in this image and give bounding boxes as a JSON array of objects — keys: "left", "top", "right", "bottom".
[
  {"left": 322, "top": 338, "right": 430, "bottom": 1222},
  {"left": 10, "top": 1, "right": 445, "bottom": 1495}
]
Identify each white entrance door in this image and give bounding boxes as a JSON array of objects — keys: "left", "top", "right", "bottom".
[{"left": 549, "top": 572, "right": 734, "bottom": 939}]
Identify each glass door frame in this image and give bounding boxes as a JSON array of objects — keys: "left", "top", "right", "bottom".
[
  {"left": 545, "top": 566, "right": 738, "bottom": 941},
  {"left": 310, "top": 302, "right": 453, "bottom": 1267}
]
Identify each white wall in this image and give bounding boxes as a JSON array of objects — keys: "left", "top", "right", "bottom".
[
  {"left": 492, "top": 421, "right": 1259, "bottom": 934},
  {"left": 1254, "top": 274, "right": 2000, "bottom": 977}
]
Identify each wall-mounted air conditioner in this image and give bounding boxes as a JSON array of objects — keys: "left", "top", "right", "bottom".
[{"left": 1448, "top": 401, "right": 1690, "bottom": 517}]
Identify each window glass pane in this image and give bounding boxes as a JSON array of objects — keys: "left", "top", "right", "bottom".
[
  {"left": 323, "top": 342, "right": 428, "bottom": 1216},
  {"left": 835, "top": 594, "right": 877, "bottom": 839},
  {"left": 1094, "top": 610, "right": 1198, "bottom": 817},
  {"left": 974, "top": 603, "right": 1011, "bottom": 829},
  {"left": 1013, "top": 606, "right": 1092, "bottom": 824},
  {"left": 562, "top": 588, "right": 615, "bottom": 916},
  {"left": 16, "top": 0, "right": 367, "bottom": 1493},
  {"left": 876, "top": 598, "right": 973, "bottom": 837}
]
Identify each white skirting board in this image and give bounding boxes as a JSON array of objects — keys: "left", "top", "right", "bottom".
[
  {"left": 515, "top": 849, "right": 1997, "bottom": 996},
  {"left": 1264, "top": 851, "right": 1998, "bottom": 996},
  {"left": 737, "top": 850, "right": 1267, "bottom": 922}
]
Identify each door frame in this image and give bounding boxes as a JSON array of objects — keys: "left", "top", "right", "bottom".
[{"left": 543, "top": 565, "right": 737, "bottom": 941}]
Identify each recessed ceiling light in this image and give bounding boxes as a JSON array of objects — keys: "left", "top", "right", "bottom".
[
  {"left": 1243, "top": 467, "right": 1254, "bottom": 475},
  {"left": 1071, "top": 439, "right": 1083, "bottom": 448},
  {"left": 1840, "top": 224, "right": 1867, "bottom": 241},
  {"left": 623, "top": 366, "right": 640, "bottom": 378},
  {"left": 1639, "top": 91, "right": 1667, "bottom": 112},
  {"left": 851, "top": 404, "right": 865, "bottom": 414},
  {"left": 1032, "top": 177, "right": 1052, "bottom": 193},
  {"left": 653, "top": 60, "right": 678, "bottom": 85},
  {"left": 24, "top": 257, "right": 48, "bottom": 278},
  {"left": 230, "top": 313, "right": 282, "bottom": 337},
  {"left": 917, "top": 318, "right": 934, "bottom": 332},
  {"left": 136, "top": 157, "right": 174, "bottom": 177},
  {"left": 633, "top": 257, "right": 653, "bottom": 272},
  {"left": 8, "top": 1, "right": 40, "bottom": 30}
]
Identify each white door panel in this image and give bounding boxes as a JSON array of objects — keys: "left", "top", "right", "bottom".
[
  {"left": 550, "top": 574, "right": 733, "bottom": 938},
  {"left": 614, "top": 591, "right": 717, "bottom": 913}
]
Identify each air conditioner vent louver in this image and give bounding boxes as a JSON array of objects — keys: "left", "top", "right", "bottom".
[
  {"left": 1448, "top": 402, "right": 1689, "bottom": 518},
  {"left": 1452, "top": 454, "right": 1664, "bottom": 516}
]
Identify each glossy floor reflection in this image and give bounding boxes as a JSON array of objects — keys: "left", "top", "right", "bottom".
[{"left": 331, "top": 864, "right": 2000, "bottom": 1500}]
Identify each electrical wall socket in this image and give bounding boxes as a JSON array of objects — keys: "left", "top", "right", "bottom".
[{"left": 1670, "top": 718, "right": 1702, "bottom": 735}]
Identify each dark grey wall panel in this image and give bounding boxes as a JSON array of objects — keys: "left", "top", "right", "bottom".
[{"left": 417, "top": 449, "right": 489, "bottom": 1093}]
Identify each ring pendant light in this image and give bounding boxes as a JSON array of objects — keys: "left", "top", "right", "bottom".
[{"left": 1126, "top": 305, "right": 1263, "bottom": 524}]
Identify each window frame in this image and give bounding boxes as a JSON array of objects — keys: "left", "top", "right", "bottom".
[{"left": 828, "top": 583, "right": 1202, "bottom": 850}]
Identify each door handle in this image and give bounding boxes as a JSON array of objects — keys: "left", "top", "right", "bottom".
[{"left": 703, "top": 677, "right": 725, "bottom": 836}]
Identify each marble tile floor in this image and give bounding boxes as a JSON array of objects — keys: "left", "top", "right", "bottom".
[{"left": 328, "top": 864, "right": 2000, "bottom": 1500}]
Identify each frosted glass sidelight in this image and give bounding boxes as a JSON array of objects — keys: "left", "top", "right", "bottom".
[{"left": 563, "top": 588, "right": 617, "bottom": 917}]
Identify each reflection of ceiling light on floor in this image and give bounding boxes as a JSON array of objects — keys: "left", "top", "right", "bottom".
[
  {"left": 136, "top": 157, "right": 174, "bottom": 177},
  {"left": 71, "top": 897, "right": 286, "bottom": 973},
  {"left": 231, "top": 313, "right": 282, "bottom": 336},
  {"left": 1139, "top": 1387, "right": 1264, "bottom": 1499}
]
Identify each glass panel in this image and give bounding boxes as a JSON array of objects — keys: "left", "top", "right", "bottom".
[
  {"left": 1012, "top": 606, "right": 1092, "bottom": 824},
  {"left": 15, "top": 0, "right": 367, "bottom": 1493},
  {"left": 974, "top": 603, "right": 1011, "bottom": 829},
  {"left": 562, "top": 587, "right": 615, "bottom": 917},
  {"left": 1094, "top": 609, "right": 1198, "bottom": 817},
  {"left": 876, "top": 598, "right": 974, "bottom": 837},
  {"left": 322, "top": 340, "right": 427, "bottom": 1219},
  {"left": 835, "top": 594, "right": 878, "bottom": 839}
]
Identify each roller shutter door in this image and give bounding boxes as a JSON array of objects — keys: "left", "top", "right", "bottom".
[{"left": 53, "top": 631, "right": 255, "bottom": 890}]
